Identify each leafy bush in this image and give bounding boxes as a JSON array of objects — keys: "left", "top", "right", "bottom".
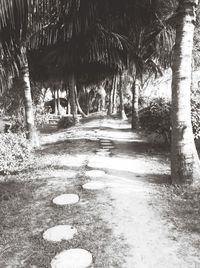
[
  {"left": 139, "top": 97, "right": 200, "bottom": 145},
  {"left": 57, "top": 116, "right": 75, "bottom": 129},
  {"left": 34, "top": 104, "right": 50, "bottom": 127},
  {"left": 139, "top": 98, "right": 171, "bottom": 144},
  {"left": 191, "top": 100, "right": 200, "bottom": 140},
  {"left": 9, "top": 114, "right": 25, "bottom": 133},
  {"left": 0, "top": 133, "right": 33, "bottom": 175}
]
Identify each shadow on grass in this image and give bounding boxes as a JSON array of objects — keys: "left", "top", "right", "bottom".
[{"left": 0, "top": 170, "right": 128, "bottom": 268}]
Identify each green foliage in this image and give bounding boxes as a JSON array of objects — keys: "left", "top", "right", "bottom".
[
  {"left": 57, "top": 116, "right": 75, "bottom": 129},
  {"left": 0, "top": 133, "right": 33, "bottom": 175}
]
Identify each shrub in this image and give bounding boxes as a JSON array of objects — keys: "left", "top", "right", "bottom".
[
  {"left": 0, "top": 133, "right": 33, "bottom": 175},
  {"left": 191, "top": 100, "right": 200, "bottom": 140},
  {"left": 9, "top": 114, "right": 25, "bottom": 133},
  {"left": 139, "top": 98, "right": 171, "bottom": 145},
  {"left": 57, "top": 116, "right": 75, "bottom": 129},
  {"left": 139, "top": 97, "right": 200, "bottom": 145},
  {"left": 34, "top": 104, "right": 50, "bottom": 127}
]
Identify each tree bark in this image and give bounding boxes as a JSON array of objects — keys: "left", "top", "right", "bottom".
[
  {"left": 57, "top": 89, "right": 61, "bottom": 116},
  {"left": 20, "top": 47, "right": 39, "bottom": 147},
  {"left": 118, "top": 74, "right": 127, "bottom": 120},
  {"left": 131, "top": 77, "right": 140, "bottom": 130},
  {"left": 53, "top": 87, "right": 58, "bottom": 115},
  {"left": 69, "top": 74, "right": 78, "bottom": 123},
  {"left": 171, "top": 0, "right": 200, "bottom": 185},
  {"left": 75, "top": 87, "right": 87, "bottom": 118},
  {"left": 112, "top": 76, "right": 117, "bottom": 114},
  {"left": 108, "top": 77, "right": 114, "bottom": 115}
]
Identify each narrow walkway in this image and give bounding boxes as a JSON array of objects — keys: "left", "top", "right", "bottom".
[
  {"left": 1, "top": 117, "right": 200, "bottom": 267},
  {"left": 41, "top": 117, "right": 199, "bottom": 267}
]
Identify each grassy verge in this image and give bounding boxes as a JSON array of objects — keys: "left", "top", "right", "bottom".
[{"left": 0, "top": 139, "right": 127, "bottom": 268}]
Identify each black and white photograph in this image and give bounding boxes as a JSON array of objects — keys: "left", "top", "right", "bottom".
[{"left": 0, "top": 0, "right": 200, "bottom": 267}]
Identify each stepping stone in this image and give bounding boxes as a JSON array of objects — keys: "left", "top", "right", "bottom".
[
  {"left": 85, "top": 170, "right": 106, "bottom": 178},
  {"left": 83, "top": 182, "right": 106, "bottom": 190},
  {"left": 43, "top": 225, "right": 77, "bottom": 242},
  {"left": 96, "top": 148, "right": 110, "bottom": 152},
  {"left": 100, "top": 143, "right": 112, "bottom": 146},
  {"left": 100, "top": 139, "right": 111, "bottom": 143},
  {"left": 101, "top": 146, "right": 115, "bottom": 149},
  {"left": 96, "top": 152, "right": 111, "bottom": 157},
  {"left": 53, "top": 194, "right": 79, "bottom": 205},
  {"left": 51, "top": 249, "right": 93, "bottom": 268}
]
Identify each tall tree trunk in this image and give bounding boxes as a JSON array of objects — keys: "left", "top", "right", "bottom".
[
  {"left": 112, "top": 76, "right": 117, "bottom": 114},
  {"left": 75, "top": 87, "right": 87, "bottom": 118},
  {"left": 171, "top": 0, "right": 200, "bottom": 185},
  {"left": 69, "top": 74, "right": 78, "bottom": 123},
  {"left": 57, "top": 89, "right": 61, "bottom": 116},
  {"left": 108, "top": 77, "right": 114, "bottom": 115},
  {"left": 86, "top": 88, "right": 90, "bottom": 115},
  {"left": 53, "top": 87, "right": 58, "bottom": 115},
  {"left": 131, "top": 76, "right": 140, "bottom": 130},
  {"left": 20, "top": 47, "right": 39, "bottom": 147},
  {"left": 118, "top": 74, "right": 127, "bottom": 120}
]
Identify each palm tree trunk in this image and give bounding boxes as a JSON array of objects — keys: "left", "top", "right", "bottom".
[
  {"left": 86, "top": 89, "right": 90, "bottom": 115},
  {"left": 131, "top": 77, "right": 140, "bottom": 130},
  {"left": 112, "top": 76, "right": 117, "bottom": 114},
  {"left": 118, "top": 74, "right": 127, "bottom": 120},
  {"left": 69, "top": 74, "right": 78, "bottom": 123},
  {"left": 53, "top": 87, "right": 58, "bottom": 115},
  {"left": 75, "top": 87, "right": 87, "bottom": 118},
  {"left": 20, "top": 47, "right": 39, "bottom": 147},
  {"left": 171, "top": 0, "right": 200, "bottom": 185},
  {"left": 57, "top": 89, "right": 61, "bottom": 116},
  {"left": 108, "top": 77, "right": 114, "bottom": 115}
]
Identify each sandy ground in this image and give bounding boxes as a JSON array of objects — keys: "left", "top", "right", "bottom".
[
  {"left": 40, "top": 117, "right": 200, "bottom": 268},
  {"left": 1, "top": 116, "right": 200, "bottom": 268}
]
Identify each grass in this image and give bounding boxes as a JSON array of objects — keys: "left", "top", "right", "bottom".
[
  {"left": 156, "top": 184, "right": 200, "bottom": 254},
  {"left": 0, "top": 138, "right": 128, "bottom": 268}
]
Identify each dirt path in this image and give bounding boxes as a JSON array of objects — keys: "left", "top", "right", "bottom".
[
  {"left": 1, "top": 116, "right": 200, "bottom": 267},
  {"left": 81, "top": 118, "right": 199, "bottom": 268}
]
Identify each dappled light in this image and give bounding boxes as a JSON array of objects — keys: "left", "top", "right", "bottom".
[{"left": 1, "top": 0, "right": 200, "bottom": 267}]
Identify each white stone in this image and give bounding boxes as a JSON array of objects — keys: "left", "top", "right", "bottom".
[
  {"left": 100, "top": 139, "right": 111, "bottom": 143},
  {"left": 51, "top": 249, "right": 93, "bottom": 268},
  {"left": 101, "top": 144, "right": 114, "bottom": 147},
  {"left": 53, "top": 194, "right": 79, "bottom": 205},
  {"left": 82, "top": 182, "right": 106, "bottom": 190},
  {"left": 85, "top": 170, "right": 106, "bottom": 178},
  {"left": 96, "top": 152, "right": 111, "bottom": 157},
  {"left": 43, "top": 225, "right": 77, "bottom": 242}
]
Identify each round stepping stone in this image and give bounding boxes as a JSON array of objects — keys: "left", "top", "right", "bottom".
[
  {"left": 83, "top": 181, "right": 106, "bottom": 190},
  {"left": 43, "top": 225, "right": 77, "bottom": 242},
  {"left": 85, "top": 170, "right": 106, "bottom": 178},
  {"left": 102, "top": 145, "right": 115, "bottom": 149},
  {"left": 53, "top": 194, "right": 79, "bottom": 205},
  {"left": 51, "top": 249, "right": 93, "bottom": 268},
  {"left": 96, "top": 149, "right": 110, "bottom": 153},
  {"left": 96, "top": 152, "right": 111, "bottom": 157}
]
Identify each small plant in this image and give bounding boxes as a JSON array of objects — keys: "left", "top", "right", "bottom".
[
  {"left": 57, "top": 116, "right": 75, "bottom": 129},
  {"left": 191, "top": 100, "right": 200, "bottom": 140},
  {"left": 0, "top": 133, "right": 33, "bottom": 175},
  {"left": 139, "top": 98, "right": 171, "bottom": 145},
  {"left": 34, "top": 104, "right": 50, "bottom": 127}
]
